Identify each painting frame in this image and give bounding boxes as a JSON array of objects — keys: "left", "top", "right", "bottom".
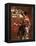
[{"left": 5, "top": 3, "right": 35, "bottom": 43}]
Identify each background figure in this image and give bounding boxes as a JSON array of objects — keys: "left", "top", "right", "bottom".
[{"left": 24, "top": 15, "right": 31, "bottom": 39}]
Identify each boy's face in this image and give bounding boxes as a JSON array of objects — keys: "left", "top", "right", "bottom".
[{"left": 24, "top": 20, "right": 29, "bottom": 27}]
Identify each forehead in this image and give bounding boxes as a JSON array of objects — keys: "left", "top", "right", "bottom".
[{"left": 24, "top": 16, "right": 29, "bottom": 21}]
